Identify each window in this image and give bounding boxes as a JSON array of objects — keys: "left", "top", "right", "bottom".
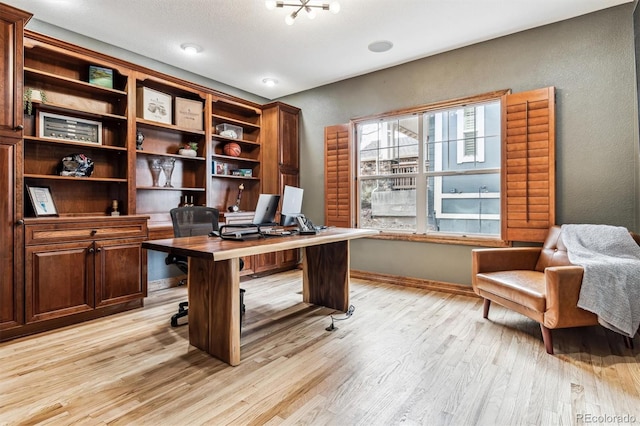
[
  {"left": 356, "top": 99, "right": 501, "bottom": 237},
  {"left": 325, "top": 87, "right": 555, "bottom": 244}
]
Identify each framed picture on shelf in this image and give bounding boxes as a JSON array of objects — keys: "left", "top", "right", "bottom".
[
  {"left": 88, "top": 65, "right": 114, "bottom": 88},
  {"left": 26, "top": 185, "right": 59, "bottom": 217},
  {"left": 37, "top": 111, "right": 102, "bottom": 145}
]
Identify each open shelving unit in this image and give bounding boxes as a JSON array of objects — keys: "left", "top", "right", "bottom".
[
  {"left": 133, "top": 77, "right": 208, "bottom": 231},
  {"left": 210, "top": 96, "right": 262, "bottom": 214},
  {"left": 22, "top": 39, "right": 131, "bottom": 217}
]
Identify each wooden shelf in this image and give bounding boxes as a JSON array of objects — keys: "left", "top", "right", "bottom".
[
  {"left": 136, "top": 186, "right": 207, "bottom": 191},
  {"left": 211, "top": 174, "right": 260, "bottom": 181},
  {"left": 24, "top": 136, "right": 127, "bottom": 152},
  {"left": 212, "top": 114, "right": 260, "bottom": 130},
  {"left": 212, "top": 134, "right": 260, "bottom": 146},
  {"left": 24, "top": 67, "right": 127, "bottom": 97},
  {"left": 211, "top": 153, "right": 260, "bottom": 164},
  {"left": 136, "top": 118, "right": 206, "bottom": 136},
  {"left": 32, "top": 100, "right": 127, "bottom": 122},
  {"left": 24, "top": 173, "right": 127, "bottom": 183},
  {"left": 136, "top": 150, "right": 206, "bottom": 161}
]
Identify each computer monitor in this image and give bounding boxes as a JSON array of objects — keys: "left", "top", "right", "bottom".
[
  {"left": 280, "top": 185, "right": 304, "bottom": 226},
  {"left": 252, "top": 194, "right": 280, "bottom": 225}
]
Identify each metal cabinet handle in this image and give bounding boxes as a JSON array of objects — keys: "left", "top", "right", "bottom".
[
  {"left": 88, "top": 247, "right": 95, "bottom": 253},
  {"left": 16, "top": 219, "right": 24, "bottom": 225},
  {"left": 14, "top": 125, "right": 24, "bottom": 131}
]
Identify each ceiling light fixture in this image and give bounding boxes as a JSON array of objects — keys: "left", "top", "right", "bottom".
[
  {"left": 180, "top": 43, "right": 202, "bottom": 54},
  {"left": 262, "top": 78, "right": 279, "bottom": 87},
  {"left": 265, "top": 0, "right": 340, "bottom": 26}
]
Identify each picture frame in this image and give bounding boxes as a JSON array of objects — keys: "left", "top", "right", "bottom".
[
  {"left": 88, "top": 65, "right": 113, "bottom": 89},
  {"left": 136, "top": 86, "right": 172, "bottom": 125},
  {"left": 26, "top": 185, "right": 59, "bottom": 217}
]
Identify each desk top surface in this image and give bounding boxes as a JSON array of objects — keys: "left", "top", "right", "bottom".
[{"left": 142, "top": 227, "right": 378, "bottom": 260}]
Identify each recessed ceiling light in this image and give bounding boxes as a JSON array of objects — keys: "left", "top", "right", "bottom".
[
  {"left": 262, "top": 78, "right": 278, "bottom": 87},
  {"left": 368, "top": 40, "right": 393, "bottom": 53},
  {"left": 181, "top": 43, "right": 202, "bottom": 54}
]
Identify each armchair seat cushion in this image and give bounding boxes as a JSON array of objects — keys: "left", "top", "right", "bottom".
[{"left": 476, "top": 270, "right": 546, "bottom": 313}]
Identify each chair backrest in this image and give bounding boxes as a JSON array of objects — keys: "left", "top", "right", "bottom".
[
  {"left": 535, "top": 225, "right": 570, "bottom": 272},
  {"left": 169, "top": 206, "right": 219, "bottom": 238}
]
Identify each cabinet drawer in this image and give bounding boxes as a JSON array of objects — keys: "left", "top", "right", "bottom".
[{"left": 25, "top": 217, "right": 148, "bottom": 245}]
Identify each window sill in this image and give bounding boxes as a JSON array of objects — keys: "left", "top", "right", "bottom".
[{"left": 366, "top": 230, "right": 511, "bottom": 247}]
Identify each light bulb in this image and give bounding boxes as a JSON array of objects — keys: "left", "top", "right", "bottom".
[
  {"left": 285, "top": 12, "right": 296, "bottom": 25},
  {"left": 329, "top": 1, "right": 340, "bottom": 14},
  {"left": 180, "top": 43, "right": 202, "bottom": 54},
  {"left": 265, "top": 0, "right": 277, "bottom": 10}
]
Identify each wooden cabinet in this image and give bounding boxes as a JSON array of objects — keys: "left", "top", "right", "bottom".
[
  {"left": 260, "top": 102, "right": 301, "bottom": 273},
  {"left": 0, "top": 4, "right": 30, "bottom": 140},
  {"left": 24, "top": 217, "right": 147, "bottom": 324},
  {"left": 0, "top": 4, "right": 31, "bottom": 333},
  {"left": 1, "top": 11, "right": 302, "bottom": 339}
]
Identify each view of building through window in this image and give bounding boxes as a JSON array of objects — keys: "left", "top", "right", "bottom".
[{"left": 356, "top": 99, "right": 501, "bottom": 236}]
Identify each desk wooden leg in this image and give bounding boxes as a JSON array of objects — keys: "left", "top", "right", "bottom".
[
  {"left": 188, "top": 257, "right": 241, "bottom": 366},
  {"left": 302, "top": 240, "right": 349, "bottom": 312}
]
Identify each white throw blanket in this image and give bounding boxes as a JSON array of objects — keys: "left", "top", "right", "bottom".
[{"left": 561, "top": 224, "right": 640, "bottom": 338}]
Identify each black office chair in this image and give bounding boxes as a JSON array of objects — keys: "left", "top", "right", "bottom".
[{"left": 166, "top": 206, "right": 245, "bottom": 327}]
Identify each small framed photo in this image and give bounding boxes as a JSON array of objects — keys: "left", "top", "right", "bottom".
[
  {"left": 89, "top": 65, "right": 114, "bottom": 89},
  {"left": 26, "top": 185, "right": 59, "bottom": 217}
]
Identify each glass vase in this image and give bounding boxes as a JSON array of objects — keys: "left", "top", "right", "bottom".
[
  {"left": 161, "top": 158, "right": 176, "bottom": 188},
  {"left": 149, "top": 158, "right": 162, "bottom": 187}
]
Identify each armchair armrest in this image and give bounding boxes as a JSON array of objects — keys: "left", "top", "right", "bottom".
[
  {"left": 472, "top": 247, "right": 541, "bottom": 275},
  {"left": 543, "top": 265, "right": 595, "bottom": 328}
]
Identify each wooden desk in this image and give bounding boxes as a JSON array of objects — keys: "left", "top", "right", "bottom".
[{"left": 142, "top": 227, "right": 377, "bottom": 366}]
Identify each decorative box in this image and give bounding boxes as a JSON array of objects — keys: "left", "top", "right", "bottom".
[
  {"left": 238, "top": 168, "right": 253, "bottom": 177},
  {"left": 136, "top": 87, "right": 172, "bottom": 124},
  {"left": 215, "top": 123, "right": 242, "bottom": 140},
  {"left": 175, "top": 97, "right": 203, "bottom": 130}
]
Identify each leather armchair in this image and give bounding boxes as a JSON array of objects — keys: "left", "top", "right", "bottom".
[{"left": 472, "top": 225, "right": 639, "bottom": 354}]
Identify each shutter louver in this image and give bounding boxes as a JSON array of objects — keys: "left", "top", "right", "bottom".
[
  {"left": 324, "top": 124, "right": 352, "bottom": 227},
  {"left": 502, "top": 87, "right": 556, "bottom": 242}
]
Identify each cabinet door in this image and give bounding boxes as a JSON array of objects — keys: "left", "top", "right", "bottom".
[
  {"left": 253, "top": 252, "right": 278, "bottom": 274},
  {"left": 278, "top": 107, "right": 299, "bottom": 171},
  {"left": 95, "top": 238, "right": 146, "bottom": 307},
  {"left": 0, "top": 5, "right": 30, "bottom": 140},
  {"left": 0, "top": 143, "right": 22, "bottom": 329},
  {"left": 25, "top": 242, "right": 94, "bottom": 323}
]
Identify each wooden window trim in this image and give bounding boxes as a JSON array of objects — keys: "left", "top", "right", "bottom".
[{"left": 324, "top": 87, "right": 555, "bottom": 245}]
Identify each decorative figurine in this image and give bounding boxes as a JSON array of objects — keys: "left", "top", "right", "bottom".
[
  {"left": 111, "top": 199, "right": 120, "bottom": 216},
  {"left": 228, "top": 183, "right": 244, "bottom": 212},
  {"left": 136, "top": 130, "right": 144, "bottom": 150}
]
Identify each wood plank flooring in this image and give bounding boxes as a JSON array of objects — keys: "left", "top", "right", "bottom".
[{"left": 1, "top": 269, "right": 639, "bottom": 425}]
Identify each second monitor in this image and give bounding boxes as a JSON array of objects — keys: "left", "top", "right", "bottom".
[{"left": 280, "top": 185, "right": 304, "bottom": 226}]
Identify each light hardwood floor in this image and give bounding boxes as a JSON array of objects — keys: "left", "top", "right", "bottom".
[{"left": 1, "top": 270, "right": 639, "bottom": 425}]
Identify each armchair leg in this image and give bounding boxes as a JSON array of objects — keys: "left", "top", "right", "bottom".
[
  {"left": 483, "top": 299, "right": 491, "bottom": 319},
  {"left": 540, "top": 324, "right": 554, "bottom": 354},
  {"left": 623, "top": 336, "right": 634, "bottom": 349}
]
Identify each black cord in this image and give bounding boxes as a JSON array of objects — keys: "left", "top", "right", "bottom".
[{"left": 326, "top": 305, "right": 355, "bottom": 331}]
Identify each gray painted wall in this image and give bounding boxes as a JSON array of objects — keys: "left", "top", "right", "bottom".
[
  {"left": 278, "top": 4, "right": 639, "bottom": 286},
  {"left": 25, "top": 5, "right": 639, "bottom": 285}
]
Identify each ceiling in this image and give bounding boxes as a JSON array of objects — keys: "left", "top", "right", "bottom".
[{"left": 6, "top": 0, "right": 634, "bottom": 100}]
